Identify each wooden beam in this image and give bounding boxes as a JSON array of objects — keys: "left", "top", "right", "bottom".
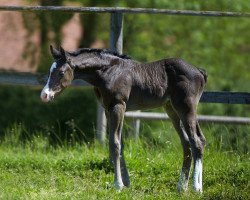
[
  {"left": 0, "top": 6, "right": 250, "bottom": 18},
  {"left": 0, "top": 71, "right": 90, "bottom": 87},
  {"left": 201, "top": 91, "right": 250, "bottom": 104},
  {"left": 0, "top": 72, "right": 44, "bottom": 86},
  {"left": 110, "top": 12, "right": 123, "bottom": 53}
]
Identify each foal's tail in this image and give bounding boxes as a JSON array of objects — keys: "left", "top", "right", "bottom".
[{"left": 198, "top": 68, "right": 208, "bottom": 83}]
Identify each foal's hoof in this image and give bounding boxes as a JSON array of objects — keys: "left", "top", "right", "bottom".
[
  {"left": 177, "top": 180, "right": 188, "bottom": 193},
  {"left": 114, "top": 181, "right": 124, "bottom": 192},
  {"left": 177, "top": 186, "right": 188, "bottom": 193},
  {"left": 122, "top": 179, "right": 130, "bottom": 188},
  {"left": 193, "top": 185, "right": 203, "bottom": 194}
]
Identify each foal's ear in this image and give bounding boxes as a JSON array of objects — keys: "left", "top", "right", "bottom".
[
  {"left": 50, "top": 45, "right": 61, "bottom": 59},
  {"left": 59, "top": 46, "right": 67, "bottom": 61}
]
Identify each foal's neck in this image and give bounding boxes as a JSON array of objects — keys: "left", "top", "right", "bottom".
[{"left": 72, "top": 54, "right": 125, "bottom": 86}]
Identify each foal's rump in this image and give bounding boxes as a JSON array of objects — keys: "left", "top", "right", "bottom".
[
  {"left": 197, "top": 67, "right": 208, "bottom": 83},
  {"left": 160, "top": 58, "right": 207, "bottom": 110},
  {"left": 164, "top": 58, "right": 207, "bottom": 95}
]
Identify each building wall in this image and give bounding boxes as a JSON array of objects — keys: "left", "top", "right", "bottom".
[{"left": 0, "top": 0, "right": 82, "bottom": 72}]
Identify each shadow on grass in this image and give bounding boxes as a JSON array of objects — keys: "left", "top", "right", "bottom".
[{"left": 84, "top": 158, "right": 113, "bottom": 174}]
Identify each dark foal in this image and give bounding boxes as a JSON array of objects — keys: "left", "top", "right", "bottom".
[{"left": 41, "top": 46, "right": 207, "bottom": 193}]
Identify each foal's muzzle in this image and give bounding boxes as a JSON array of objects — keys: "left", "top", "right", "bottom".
[{"left": 40, "top": 88, "right": 55, "bottom": 102}]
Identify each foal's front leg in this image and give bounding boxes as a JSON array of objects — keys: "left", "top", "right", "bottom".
[
  {"left": 120, "top": 136, "right": 130, "bottom": 187},
  {"left": 108, "top": 103, "right": 126, "bottom": 191}
]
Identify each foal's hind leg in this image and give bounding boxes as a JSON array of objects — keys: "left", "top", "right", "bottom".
[
  {"left": 194, "top": 121, "right": 206, "bottom": 191},
  {"left": 171, "top": 97, "right": 205, "bottom": 193},
  {"left": 165, "top": 103, "right": 192, "bottom": 192},
  {"left": 196, "top": 122, "right": 206, "bottom": 148}
]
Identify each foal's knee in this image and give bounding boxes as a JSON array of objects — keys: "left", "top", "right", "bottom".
[{"left": 109, "top": 138, "right": 121, "bottom": 157}]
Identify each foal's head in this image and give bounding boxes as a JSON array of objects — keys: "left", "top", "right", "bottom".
[{"left": 40, "top": 46, "right": 74, "bottom": 102}]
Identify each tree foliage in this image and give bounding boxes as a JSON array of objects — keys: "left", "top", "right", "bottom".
[{"left": 2, "top": 0, "right": 247, "bottom": 144}]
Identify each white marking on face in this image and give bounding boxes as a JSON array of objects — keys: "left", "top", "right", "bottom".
[
  {"left": 40, "top": 62, "right": 57, "bottom": 102},
  {"left": 193, "top": 158, "right": 203, "bottom": 193},
  {"left": 50, "top": 62, "right": 57, "bottom": 73}
]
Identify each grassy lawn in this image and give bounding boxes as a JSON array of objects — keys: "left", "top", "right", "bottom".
[{"left": 0, "top": 135, "right": 249, "bottom": 200}]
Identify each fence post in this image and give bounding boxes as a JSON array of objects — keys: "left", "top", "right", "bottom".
[
  {"left": 96, "top": 103, "right": 107, "bottom": 146},
  {"left": 130, "top": 110, "right": 141, "bottom": 141},
  {"left": 110, "top": 12, "right": 123, "bottom": 53},
  {"left": 96, "top": 11, "right": 123, "bottom": 145},
  {"left": 110, "top": 12, "right": 142, "bottom": 141}
]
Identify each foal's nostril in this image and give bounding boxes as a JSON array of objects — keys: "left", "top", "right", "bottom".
[{"left": 41, "top": 91, "right": 50, "bottom": 102}]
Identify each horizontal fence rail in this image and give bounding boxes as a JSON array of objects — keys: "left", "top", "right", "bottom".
[
  {"left": 0, "top": 6, "right": 250, "bottom": 18},
  {"left": 0, "top": 71, "right": 90, "bottom": 87},
  {"left": 125, "top": 112, "right": 250, "bottom": 125},
  {"left": 0, "top": 72, "right": 249, "bottom": 104},
  {"left": 201, "top": 91, "right": 250, "bottom": 104}
]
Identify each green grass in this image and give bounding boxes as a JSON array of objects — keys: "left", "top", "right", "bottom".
[{"left": 0, "top": 133, "right": 249, "bottom": 200}]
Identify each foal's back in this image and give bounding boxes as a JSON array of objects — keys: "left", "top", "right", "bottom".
[{"left": 125, "top": 58, "right": 205, "bottom": 111}]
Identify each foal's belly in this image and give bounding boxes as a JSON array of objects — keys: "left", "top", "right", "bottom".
[{"left": 126, "top": 89, "right": 169, "bottom": 111}]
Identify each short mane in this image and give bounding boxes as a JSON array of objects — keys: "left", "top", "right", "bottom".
[{"left": 69, "top": 48, "right": 131, "bottom": 59}]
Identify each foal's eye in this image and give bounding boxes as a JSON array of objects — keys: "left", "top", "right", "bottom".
[{"left": 59, "top": 71, "right": 65, "bottom": 76}]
